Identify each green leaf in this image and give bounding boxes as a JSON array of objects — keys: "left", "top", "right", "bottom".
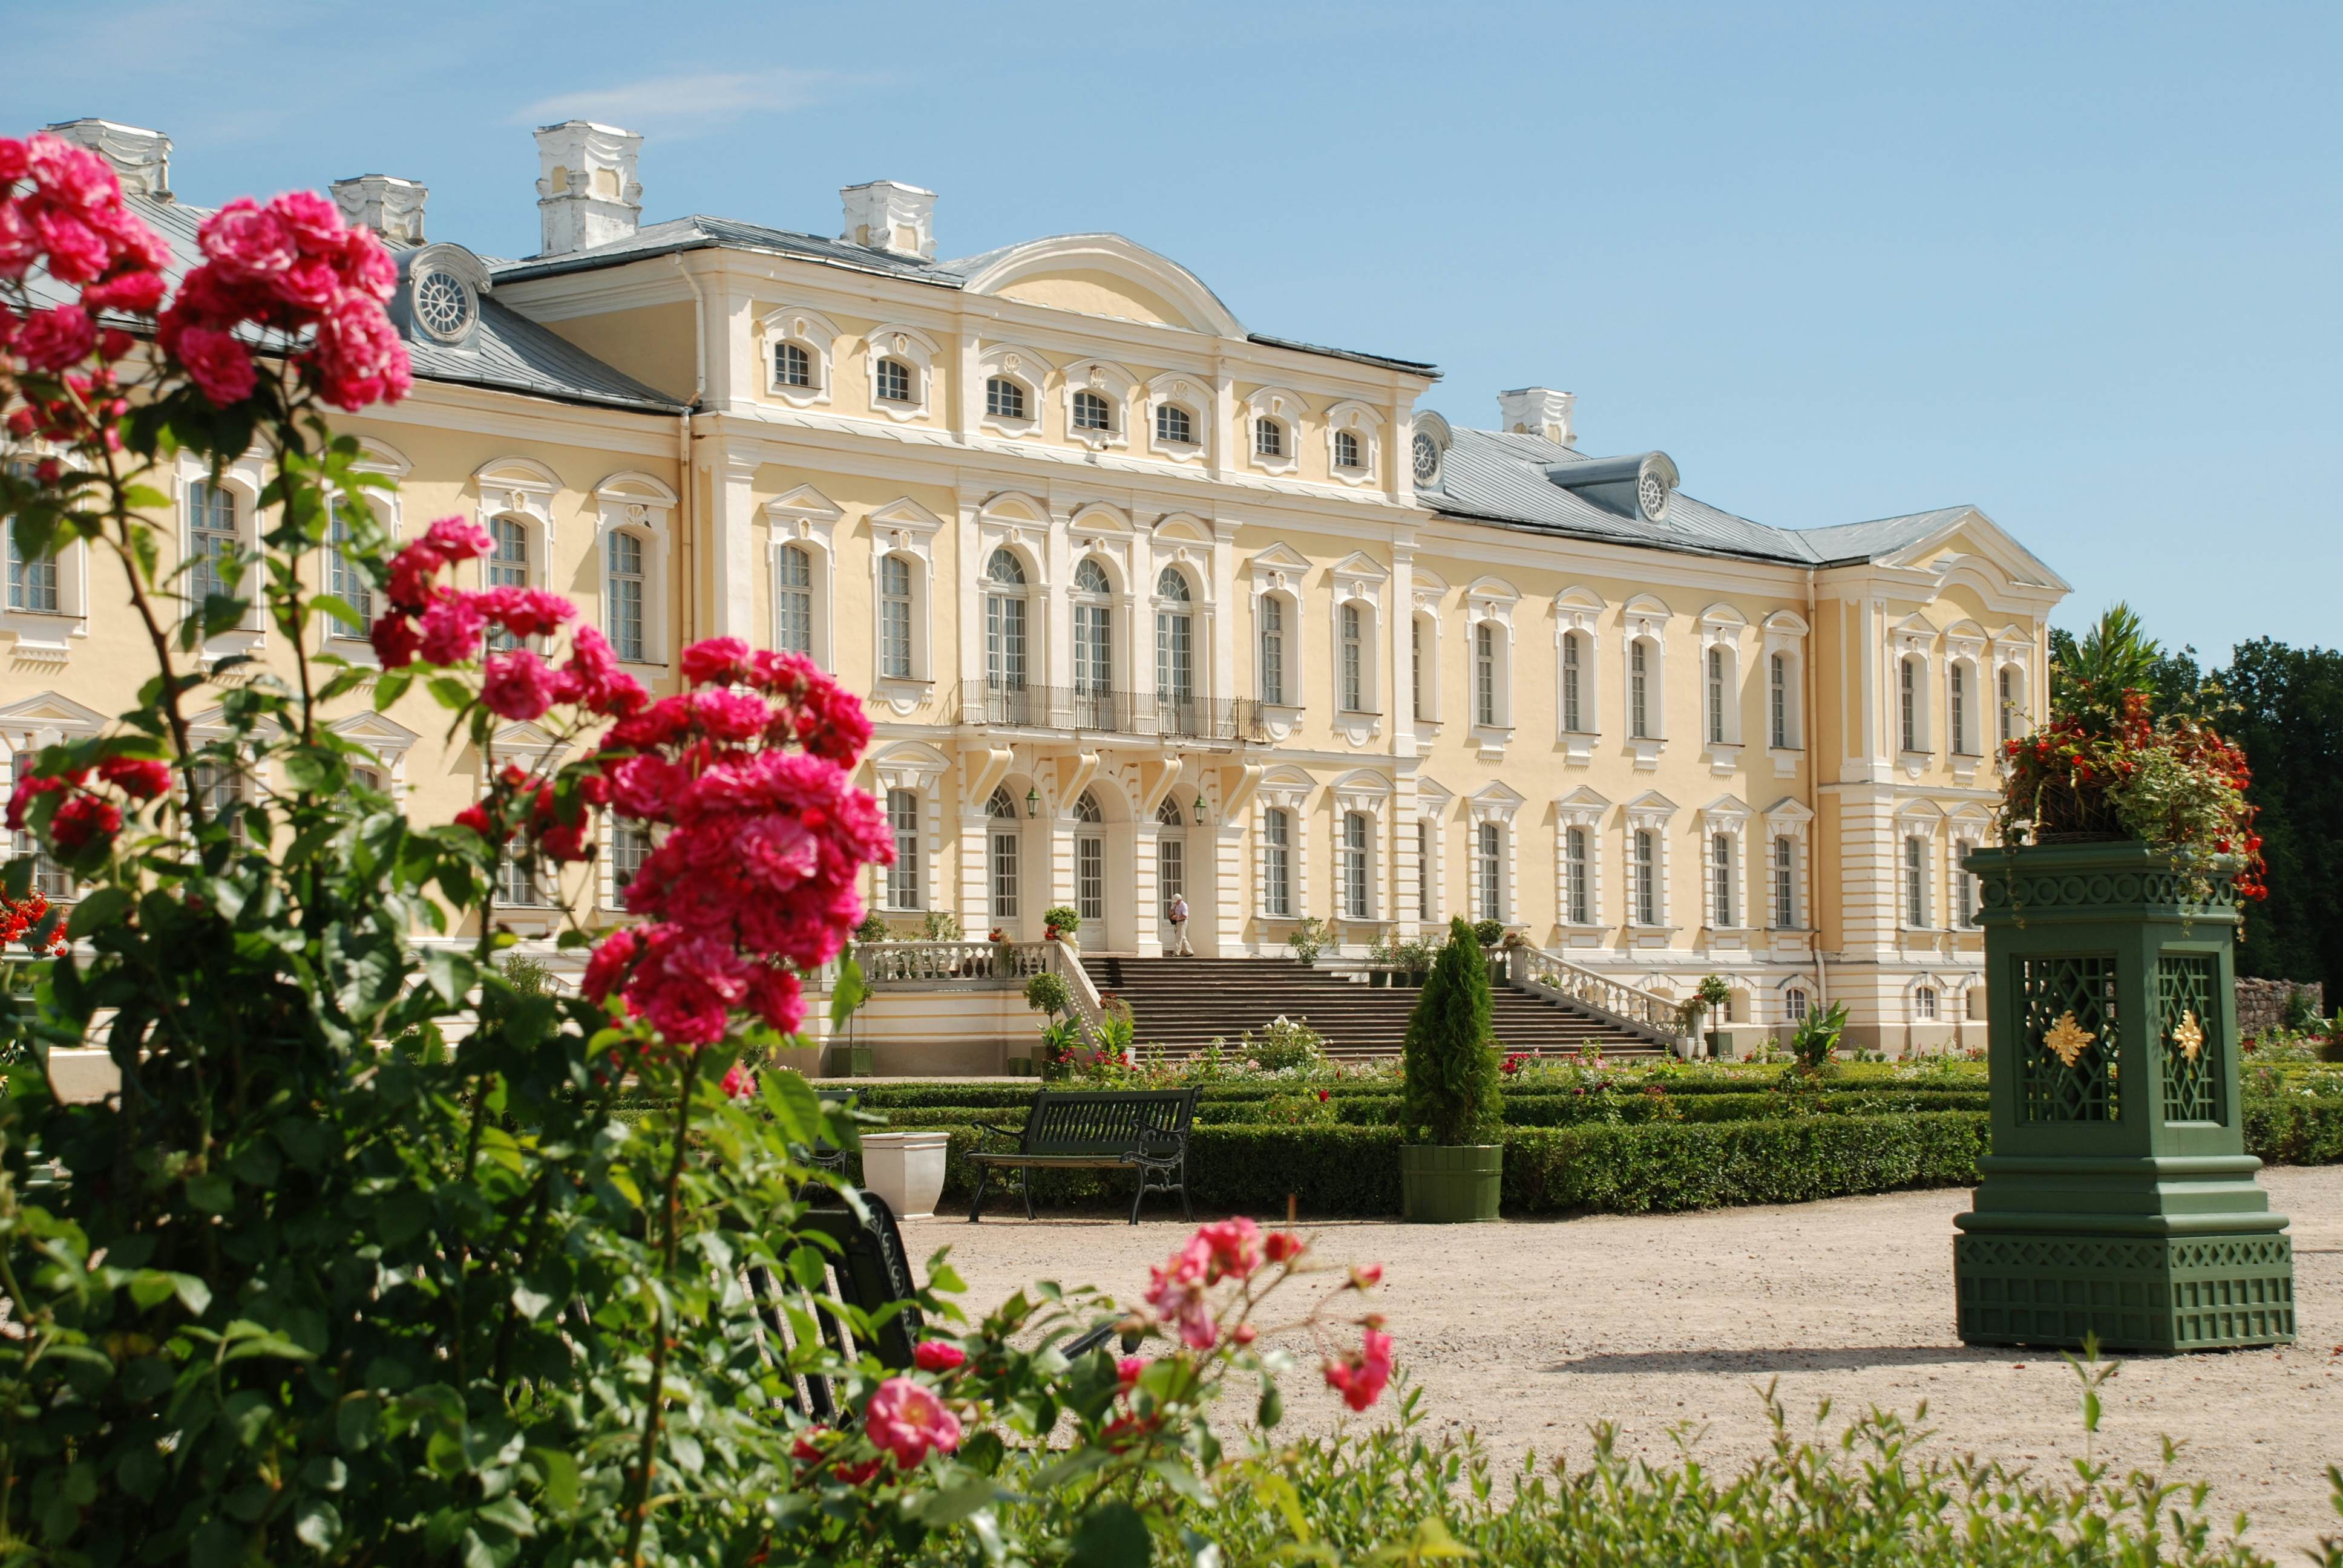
[
  {"left": 295, "top": 1500, "right": 342, "bottom": 1551},
  {"left": 1069, "top": 1501, "right": 1153, "bottom": 1568},
  {"left": 523, "top": 1446, "right": 580, "bottom": 1513},
  {"left": 906, "top": 1475, "right": 998, "bottom": 1526},
  {"left": 474, "top": 1495, "right": 537, "bottom": 1540},
  {"left": 373, "top": 668, "right": 414, "bottom": 712},
  {"left": 67, "top": 887, "right": 132, "bottom": 938},
  {"left": 829, "top": 955, "right": 868, "bottom": 1029},
  {"left": 509, "top": 1279, "right": 554, "bottom": 1322},
  {"left": 186, "top": 1173, "right": 235, "bottom": 1214},
  {"left": 2, "top": 856, "right": 30, "bottom": 901}
]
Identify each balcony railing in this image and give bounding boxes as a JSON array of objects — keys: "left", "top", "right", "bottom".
[{"left": 949, "top": 682, "right": 1267, "bottom": 743}]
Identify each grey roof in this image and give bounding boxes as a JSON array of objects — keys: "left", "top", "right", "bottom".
[
  {"left": 76, "top": 195, "right": 684, "bottom": 415},
  {"left": 490, "top": 219, "right": 1438, "bottom": 375},
  {"left": 1425, "top": 427, "right": 2061, "bottom": 579}
]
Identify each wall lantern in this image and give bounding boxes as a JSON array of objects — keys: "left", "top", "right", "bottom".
[
  {"left": 1024, "top": 786, "right": 1041, "bottom": 818},
  {"left": 1193, "top": 794, "right": 1208, "bottom": 825}
]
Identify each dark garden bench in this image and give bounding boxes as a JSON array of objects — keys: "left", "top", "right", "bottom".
[
  {"left": 968, "top": 1087, "right": 1200, "bottom": 1225},
  {"left": 747, "top": 1191, "right": 1126, "bottom": 1419},
  {"left": 802, "top": 1086, "right": 857, "bottom": 1174}
]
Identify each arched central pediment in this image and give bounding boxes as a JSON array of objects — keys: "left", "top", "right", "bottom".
[{"left": 957, "top": 234, "right": 1245, "bottom": 338}]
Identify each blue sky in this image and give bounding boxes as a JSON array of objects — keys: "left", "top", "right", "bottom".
[{"left": 11, "top": 0, "right": 2336, "bottom": 658}]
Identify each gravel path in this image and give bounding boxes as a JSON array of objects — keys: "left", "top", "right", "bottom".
[{"left": 903, "top": 1166, "right": 2343, "bottom": 1560}]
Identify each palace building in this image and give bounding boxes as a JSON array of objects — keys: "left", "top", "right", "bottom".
[{"left": 2, "top": 117, "right": 2068, "bottom": 1056}]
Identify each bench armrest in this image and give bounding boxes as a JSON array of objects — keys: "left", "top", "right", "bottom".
[
  {"left": 970, "top": 1120, "right": 1023, "bottom": 1146},
  {"left": 1131, "top": 1125, "right": 1186, "bottom": 1162}
]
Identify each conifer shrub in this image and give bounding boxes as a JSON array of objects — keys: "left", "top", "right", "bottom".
[{"left": 1400, "top": 917, "right": 1503, "bottom": 1145}]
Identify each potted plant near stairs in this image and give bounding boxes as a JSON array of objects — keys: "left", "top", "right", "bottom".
[{"left": 1399, "top": 917, "right": 1506, "bottom": 1223}]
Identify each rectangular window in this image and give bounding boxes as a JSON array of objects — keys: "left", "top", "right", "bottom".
[
  {"left": 1073, "top": 390, "right": 1112, "bottom": 432},
  {"left": 1156, "top": 609, "right": 1193, "bottom": 704},
  {"left": 1565, "top": 826, "right": 1589, "bottom": 924},
  {"left": 987, "top": 593, "right": 1028, "bottom": 690},
  {"left": 1711, "top": 833, "right": 1734, "bottom": 927},
  {"left": 1633, "top": 829, "right": 1656, "bottom": 926},
  {"left": 1630, "top": 640, "right": 1650, "bottom": 739},
  {"left": 188, "top": 759, "right": 242, "bottom": 841},
  {"left": 1955, "top": 839, "right": 1978, "bottom": 927},
  {"left": 1073, "top": 603, "right": 1111, "bottom": 695},
  {"left": 327, "top": 511, "right": 371, "bottom": 635},
  {"left": 985, "top": 376, "right": 1026, "bottom": 420},
  {"left": 1950, "top": 663, "right": 1970, "bottom": 754},
  {"left": 1915, "top": 986, "right": 1939, "bottom": 1021},
  {"left": 1773, "top": 835, "right": 1795, "bottom": 929},
  {"left": 1416, "top": 819, "right": 1433, "bottom": 920},
  {"left": 1900, "top": 658, "right": 1918, "bottom": 753},
  {"left": 1769, "top": 653, "right": 1789, "bottom": 748},
  {"left": 774, "top": 341, "right": 811, "bottom": 388},
  {"left": 1410, "top": 618, "right": 1423, "bottom": 720},
  {"left": 1255, "top": 419, "right": 1283, "bottom": 458},
  {"left": 1707, "top": 647, "right": 1726, "bottom": 744},
  {"left": 1562, "top": 633, "right": 1582, "bottom": 733},
  {"left": 880, "top": 555, "right": 913, "bottom": 678},
  {"left": 1474, "top": 622, "right": 1496, "bottom": 727},
  {"left": 188, "top": 479, "right": 237, "bottom": 607},
  {"left": 876, "top": 359, "right": 913, "bottom": 403},
  {"left": 4, "top": 459, "right": 57, "bottom": 615},
  {"left": 1157, "top": 836, "right": 1184, "bottom": 905},
  {"left": 611, "top": 820, "right": 649, "bottom": 908},
  {"left": 1259, "top": 597, "right": 1285, "bottom": 706},
  {"left": 488, "top": 515, "right": 529, "bottom": 652},
  {"left": 1999, "top": 667, "right": 2019, "bottom": 743},
  {"left": 499, "top": 844, "right": 545, "bottom": 907},
  {"left": 1343, "top": 813, "right": 1370, "bottom": 921},
  {"left": 1340, "top": 604, "right": 1364, "bottom": 713},
  {"left": 1904, "top": 835, "right": 1928, "bottom": 927},
  {"left": 606, "top": 529, "right": 645, "bottom": 662},
  {"left": 989, "top": 829, "right": 1020, "bottom": 919},
  {"left": 886, "top": 789, "right": 920, "bottom": 909},
  {"left": 776, "top": 544, "right": 813, "bottom": 656},
  {"left": 1474, "top": 822, "right": 1502, "bottom": 923},
  {"left": 1263, "top": 809, "right": 1292, "bottom": 918},
  {"left": 1077, "top": 834, "right": 1106, "bottom": 922},
  {"left": 12, "top": 830, "right": 69, "bottom": 899},
  {"left": 1786, "top": 988, "right": 1810, "bottom": 1023}
]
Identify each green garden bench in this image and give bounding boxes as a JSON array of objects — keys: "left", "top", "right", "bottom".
[{"left": 968, "top": 1087, "right": 1200, "bottom": 1225}]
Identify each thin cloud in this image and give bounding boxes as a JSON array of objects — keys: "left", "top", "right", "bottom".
[{"left": 512, "top": 70, "right": 848, "bottom": 136}]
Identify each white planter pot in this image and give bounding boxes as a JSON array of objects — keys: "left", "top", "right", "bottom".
[{"left": 859, "top": 1131, "right": 952, "bottom": 1220}]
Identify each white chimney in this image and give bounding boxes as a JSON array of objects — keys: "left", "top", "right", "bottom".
[
  {"left": 533, "top": 121, "right": 642, "bottom": 256},
  {"left": 840, "top": 180, "right": 936, "bottom": 261},
  {"left": 1498, "top": 387, "right": 1576, "bottom": 448},
  {"left": 332, "top": 174, "right": 427, "bottom": 246},
  {"left": 44, "top": 119, "right": 172, "bottom": 200}
]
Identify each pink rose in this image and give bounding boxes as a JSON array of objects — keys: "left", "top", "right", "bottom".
[
  {"left": 1144, "top": 1235, "right": 1217, "bottom": 1350},
  {"left": 742, "top": 964, "right": 803, "bottom": 1034},
  {"left": 418, "top": 593, "right": 487, "bottom": 665},
  {"left": 96, "top": 756, "right": 171, "bottom": 800},
  {"left": 689, "top": 688, "right": 772, "bottom": 742},
  {"left": 0, "top": 139, "right": 27, "bottom": 184},
  {"left": 482, "top": 648, "right": 557, "bottom": 721},
  {"left": 303, "top": 288, "right": 411, "bottom": 410},
  {"left": 0, "top": 203, "right": 37, "bottom": 280},
  {"left": 6, "top": 774, "right": 70, "bottom": 832},
  {"left": 719, "top": 1063, "right": 756, "bottom": 1100},
  {"left": 1194, "top": 1218, "right": 1262, "bottom": 1282},
  {"left": 30, "top": 209, "right": 108, "bottom": 284},
  {"left": 581, "top": 926, "right": 642, "bottom": 1005},
  {"left": 174, "top": 325, "right": 257, "bottom": 405},
  {"left": 420, "top": 517, "right": 493, "bottom": 560},
  {"left": 198, "top": 197, "right": 300, "bottom": 284},
  {"left": 80, "top": 268, "right": 166, "bottom": 314},
  {"left": 863, "top": 1377, "right": 962, "bottom": 1469},
  {"left": 370, "top": 612, "right": 422, "bottom": 668},
  {"left": 48, "top": 793, "right": 120, "bottom": 854},
  {"left": 25, "top": 135, "right": 117, "bottom": 214},
  {"left": 15, "top": 305, "right": 95, "bottom": 372},
  {"left": 680, "top": 636, "right": 749, "bottom": 687},
  {"left": 913, "top": 1341, "right": 966, "bottom": 1374}
]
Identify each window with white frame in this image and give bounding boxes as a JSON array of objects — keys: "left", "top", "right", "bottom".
[
  {"left": 1474, "top": 822, "right": 1503, "bottom": 923},
  {"left": 775, "top": 544, "right": 814, "bottom": 656},
  {"left": 1155, "top": 403, "right": 1194, "bottom": 446},
  {"left": 985, "top": 549, "right": 1028, "bottom": 692},
  {"left": 609, "top": 819, "right": 650, "bottom": 907},
  {"left": 4, "top": 458, "right": 59, "bottom": 613},
  {"left": 1254, "top": 418, "right": 1285, "bottom": 459},
  {"left": 1950, "top": 661, "right": 1974, "bottom": 755},
  {"left": 984, "top": 376, "right": 1027, "bottom": 421},
  {"left": 1998, "top": 665, "right": 2022, "bottom": 743},
  {"left": 188, "top": 479, "right": 238, "bottom": 606},
  {"left": 1263, "top": 807, "right": 1293, "bottom": 917},
  {"left": 498, "top": 841, "right": 546, "bottom": 907},
  {"left": 1340, "top": 603, "right": 1365, "bottom": 713},
  {"left": 327, "top": 509, "right": 371, "bottom": 635},
  {"left": 1259, "top": 595, "right": 1287, "bottom": 705},
  {"left": 1899, "top": 656, "right": 1922, "bottom": 752},
  {"left": 1631, "top": 829, "right": 1657, "bottom": 926},
  {"left": 879, "top": 554, "right": 915, "bottom": 679},
  {"left": 1954, "top": 837, "right": 1979, "bottom": 927},
  {"left": 875, "top": 358, "right": 915, "bottom": 405},
  {"left": 1156, "top": 569, "right": 1195, "bottom": 713},
  {"left": 1710, "top": 833, "right": 1735, "bottom": 927},
  {"left": 1072, "top": 558, "right": 1113, "bottom": 699},
  {"left": 1474, "top": 622, "right": 1498, "bottom": 726},
  {"left": 1075, "top": 791, "right": 1106, "bottom": 923},
  {"left": 11, "top": 826, "right": 68, "bottom": 898},
  {"left": 1417, "top": 819, "right": 1434, "bottom": 920},
  {"left": 1904, "top": 835, "right": 1930, "bottom": 927},
  {"left": 1565, "top": 826, "right": 1590, "bottom": 924},
  {"left": 1410, "top": 618, "right": 1425, "bottom": 720},
  {"left": 1072, "top": 390, "right": 1113, "bottom": 433},
  {"left": 1342, "top": 811, "right": 1371, "bottom": 920},
  {"left": 606, "top": 529, "right": 647, "bottom": 662},
  {"left": 488, "top": 515, "right": 530, "bottom": 650},
  {"left": 987, "top": 787, "right": 1019, "bottom": 919},
  {"left": 1562, "top": 632, "right": 1588, "bottom": 733},
  {"left": 1334, "top": 430, "right": 1362, "bottom": 471},
  {"left": 1769, "top": 653, "right": 1791, "bottom": 748},
  {"left": 1784, "top": 986, "right": 1810, "bottom": 1023},
  {"left": 1772, "top": 835, "right": 1797, "bottom": 928},
  {"left": 885, "top": 788, "right": 920, "bottom": 909},
  {"left": 1630, "top": 638, "right": 1654, "bottom": 739},
  {"left": 1914, "top": 985, "right": 1939, "bottom": 1021},
  {"left": 188, "top": 758, "right": 243, "bottom": 840},
  {"left": 1706, "top": 648, "right": 1728, "bottom": 744},
  {"left": 774, "top": 341, "right": 813, "bottom": 390}
]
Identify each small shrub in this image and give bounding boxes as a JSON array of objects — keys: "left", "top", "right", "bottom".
[
  {"left": 1402, "top": 918, "right": 1503, "bottom": 1145},
  {"left": 1790, "top": 1000, "right": 1849, "bottom": 1073},
  {"left": 1023, "top": 970, "right": 1072, "bottom": 1018},
  {"left": 1696, "top": 973, "right": 1731, "bottom": 1012},
  {"left": 853, "top": 910, "right": 892, "bottom": 942},
  {"left": 1286, "top": 915, "right": 1332, "bottom": 967},
  {"left": 499, "top": 952, "right": 554, "bottom": 998},
  {"left": 2281, "top": 983, "right": 2321, "bottom": 1033},
  {"left": 1244, "top": 1015, "right": 1328, "bottom": 1073},
  {"left": 919, "top": 909, "right": 965, "bottom": 941},
  {"left": 1042, "top": 904, "right": 1080, "bottom": 938},
  {"left": 1472, "top": 918, "right": 1504, "bottom": 947}
]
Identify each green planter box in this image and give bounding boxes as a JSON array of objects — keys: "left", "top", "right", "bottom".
[
  {"left": 1954, "top": 841, "right": 2294, "bottom": 1351},
  {"left": 825, "top": 1044, "right": 876, "bottom": 1079},
  {"left": 1400, "top": 1144, "right": 1502, "bottom": 1223}
]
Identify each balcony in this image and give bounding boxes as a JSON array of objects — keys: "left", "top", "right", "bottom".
[{"left": 948, "top": 682, "right": 1267, "bottom": 743}]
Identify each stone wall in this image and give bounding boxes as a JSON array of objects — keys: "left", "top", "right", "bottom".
[{"left": 2235, "top": 977, "right": 2325, "bottom": 1038}]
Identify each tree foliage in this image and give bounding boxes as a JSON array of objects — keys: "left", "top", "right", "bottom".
[{"left": 1400, "top": 918, "right": 1502, "bottom": 1146}]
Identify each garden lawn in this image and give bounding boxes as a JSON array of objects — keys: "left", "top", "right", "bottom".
[{"left": 908, "top": 1165, "right": 2343, "bottom": 1562}]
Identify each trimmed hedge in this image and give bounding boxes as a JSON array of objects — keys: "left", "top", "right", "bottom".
[
  {"left": 2244, "top": 1094, "right": 2343, "bottom": 1165},
  {"left": 1504, "top": 1113, "right": 1991, "bottom": 1213}
]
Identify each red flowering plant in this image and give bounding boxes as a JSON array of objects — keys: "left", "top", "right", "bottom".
[{"left": 1994, "top": 605, "right": 2265, "bottom": 907}]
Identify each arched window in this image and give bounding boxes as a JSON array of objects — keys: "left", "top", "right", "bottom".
[
  {"left": 879, "top": 555, "right": 914, "bottom": 679},
  {"left": 1340, "top": 603, "right": 1365, "bottom": 713},
  {"left": 1772, "top": 835, "right": 1797, "bottom": 928},
  {"left": 606, "top": 528, "right": 647, "bottom": 661},
  {"left": 1072, "top": 390, "right": 1113, "bottom": 433},
  {"left": 1914, "top": 985, "right": 1939, "bottom": 1021},
  {"left": 1711, "top": 833, "right": 1735, "bottom": 927},
  {"left": 985, "top": 548, "right": 1027, "bottom": 693},
  {"left": 1950, "top": 662, "right": 1972, "bottom": 754},
  {"left": 775, "top": 544, "right": 813, "bottom": 656},
  {"left": 1899, "top": 656, "right": 1921, "bottom": 752},
  {"left": 1706, "top": 647, "right": 1727, "bottom": 744},
  {"left": 1254, "top": 417, "right": 1284, "bottom": 459},
  {"left": 875, "top": 358, "right": 915, "bottom": 405},
  {"left": 488, "top": 514, "right": 531, "bottom": 650},
  {"left": 1769, "top": 653, "right": 1792, "bottom": 748},
  {"left": 885, "top": 789, "right": 920, "bottom": 910},
  {"left": 1342, "top": 812, "right": 1371, "bottom": 920},
  {"left": 1564, "top": 826, "right": 1590, "bottom": 924},
  {"left": 328, "top": 509, "right": 372, "bottom": 635},
  {"left": 986, "top": 787, "right": 1020, "bottom": 920},
  {"left": 1474, "top": 622, "right": 1498, "bottom": 726},
  {"left": 1632, "top": 829, "right": 1657, "bottom": 926},
  {"left": 1334, "top": 430, "right": 1362, "bottom": 470},
  {"left": 1562, "top": 632, "right": 1587, "bottom": 733},
  {"left": 1784, "top": 986, "right": 1810, "bottom": 1024},
  {"left": 188, "top": 479, "right": 238, "bottom": 605},
  {"left": 1072, "top": 558, "right": 1113, "bottom": 704},
  {"left": 1263, "top": 806, "right": 1293, "bottom": 917},
  {"left": 1259, "top": 595, "right": 1286, "bottom": 706},
  {"left": 1904, "top": 835, "right": 1930, "bottom": 927},
  {"left": 1156, "top": 567, "right": 1194, "bottom": 729},
  {"left": 984, "top": 376, "right": 1027, "bottom": 420},
  {"left": 774, "top": 341, "right": 813, "bottom": 389},
  {"left": 1155, "top": 403, "right": 1194, "bottom": 446},
  {"left": 1474, "top": 822, "right": 1503, "bottom": 923}
]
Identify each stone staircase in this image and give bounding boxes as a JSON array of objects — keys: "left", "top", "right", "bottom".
[{"left": 1080, "top": 956, "right": 1665, "bottom": 1062}]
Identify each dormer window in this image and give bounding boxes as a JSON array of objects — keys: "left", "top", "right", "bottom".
[
  {"left": 774, "top": 341, "right": 813, "bottom": 389},
  {"left": 985, "top": 376, "right": 1026, "bottom": 420},
  {"left": 1334, "top": 430, "right": 1362, "bottom": 471},
  {"left": 1254, "top": 417, "right": 1284, "bottom": 459},
  {"left": 1155, "top": 403, "right": 1194, "bottom": 446},
  {"left": 1412, "top": 431, "right": 1440, "bottom": 485},
  {"left": 1073, "top": 390, "right": 1113, "bottom": 432},
  {"left": 876, "top": 358, "right": 915, "bottom": 404}
]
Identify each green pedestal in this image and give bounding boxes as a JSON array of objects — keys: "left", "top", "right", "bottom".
[
  {"left": 1955, "top": 842, "right": 2293, "bottom": 1351},
  {"left": 1400, "top": 1145, "right": 1502, "bottom": 1223}
]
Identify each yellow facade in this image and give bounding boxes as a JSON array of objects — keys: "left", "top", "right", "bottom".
[{"left": 2, "top": 120, "right": 2069, "bottom": 1053}]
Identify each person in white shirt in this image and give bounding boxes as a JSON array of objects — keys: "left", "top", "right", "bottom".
[{"left": 1167, "top": 893, "right": 1191, "bottom": 956}]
